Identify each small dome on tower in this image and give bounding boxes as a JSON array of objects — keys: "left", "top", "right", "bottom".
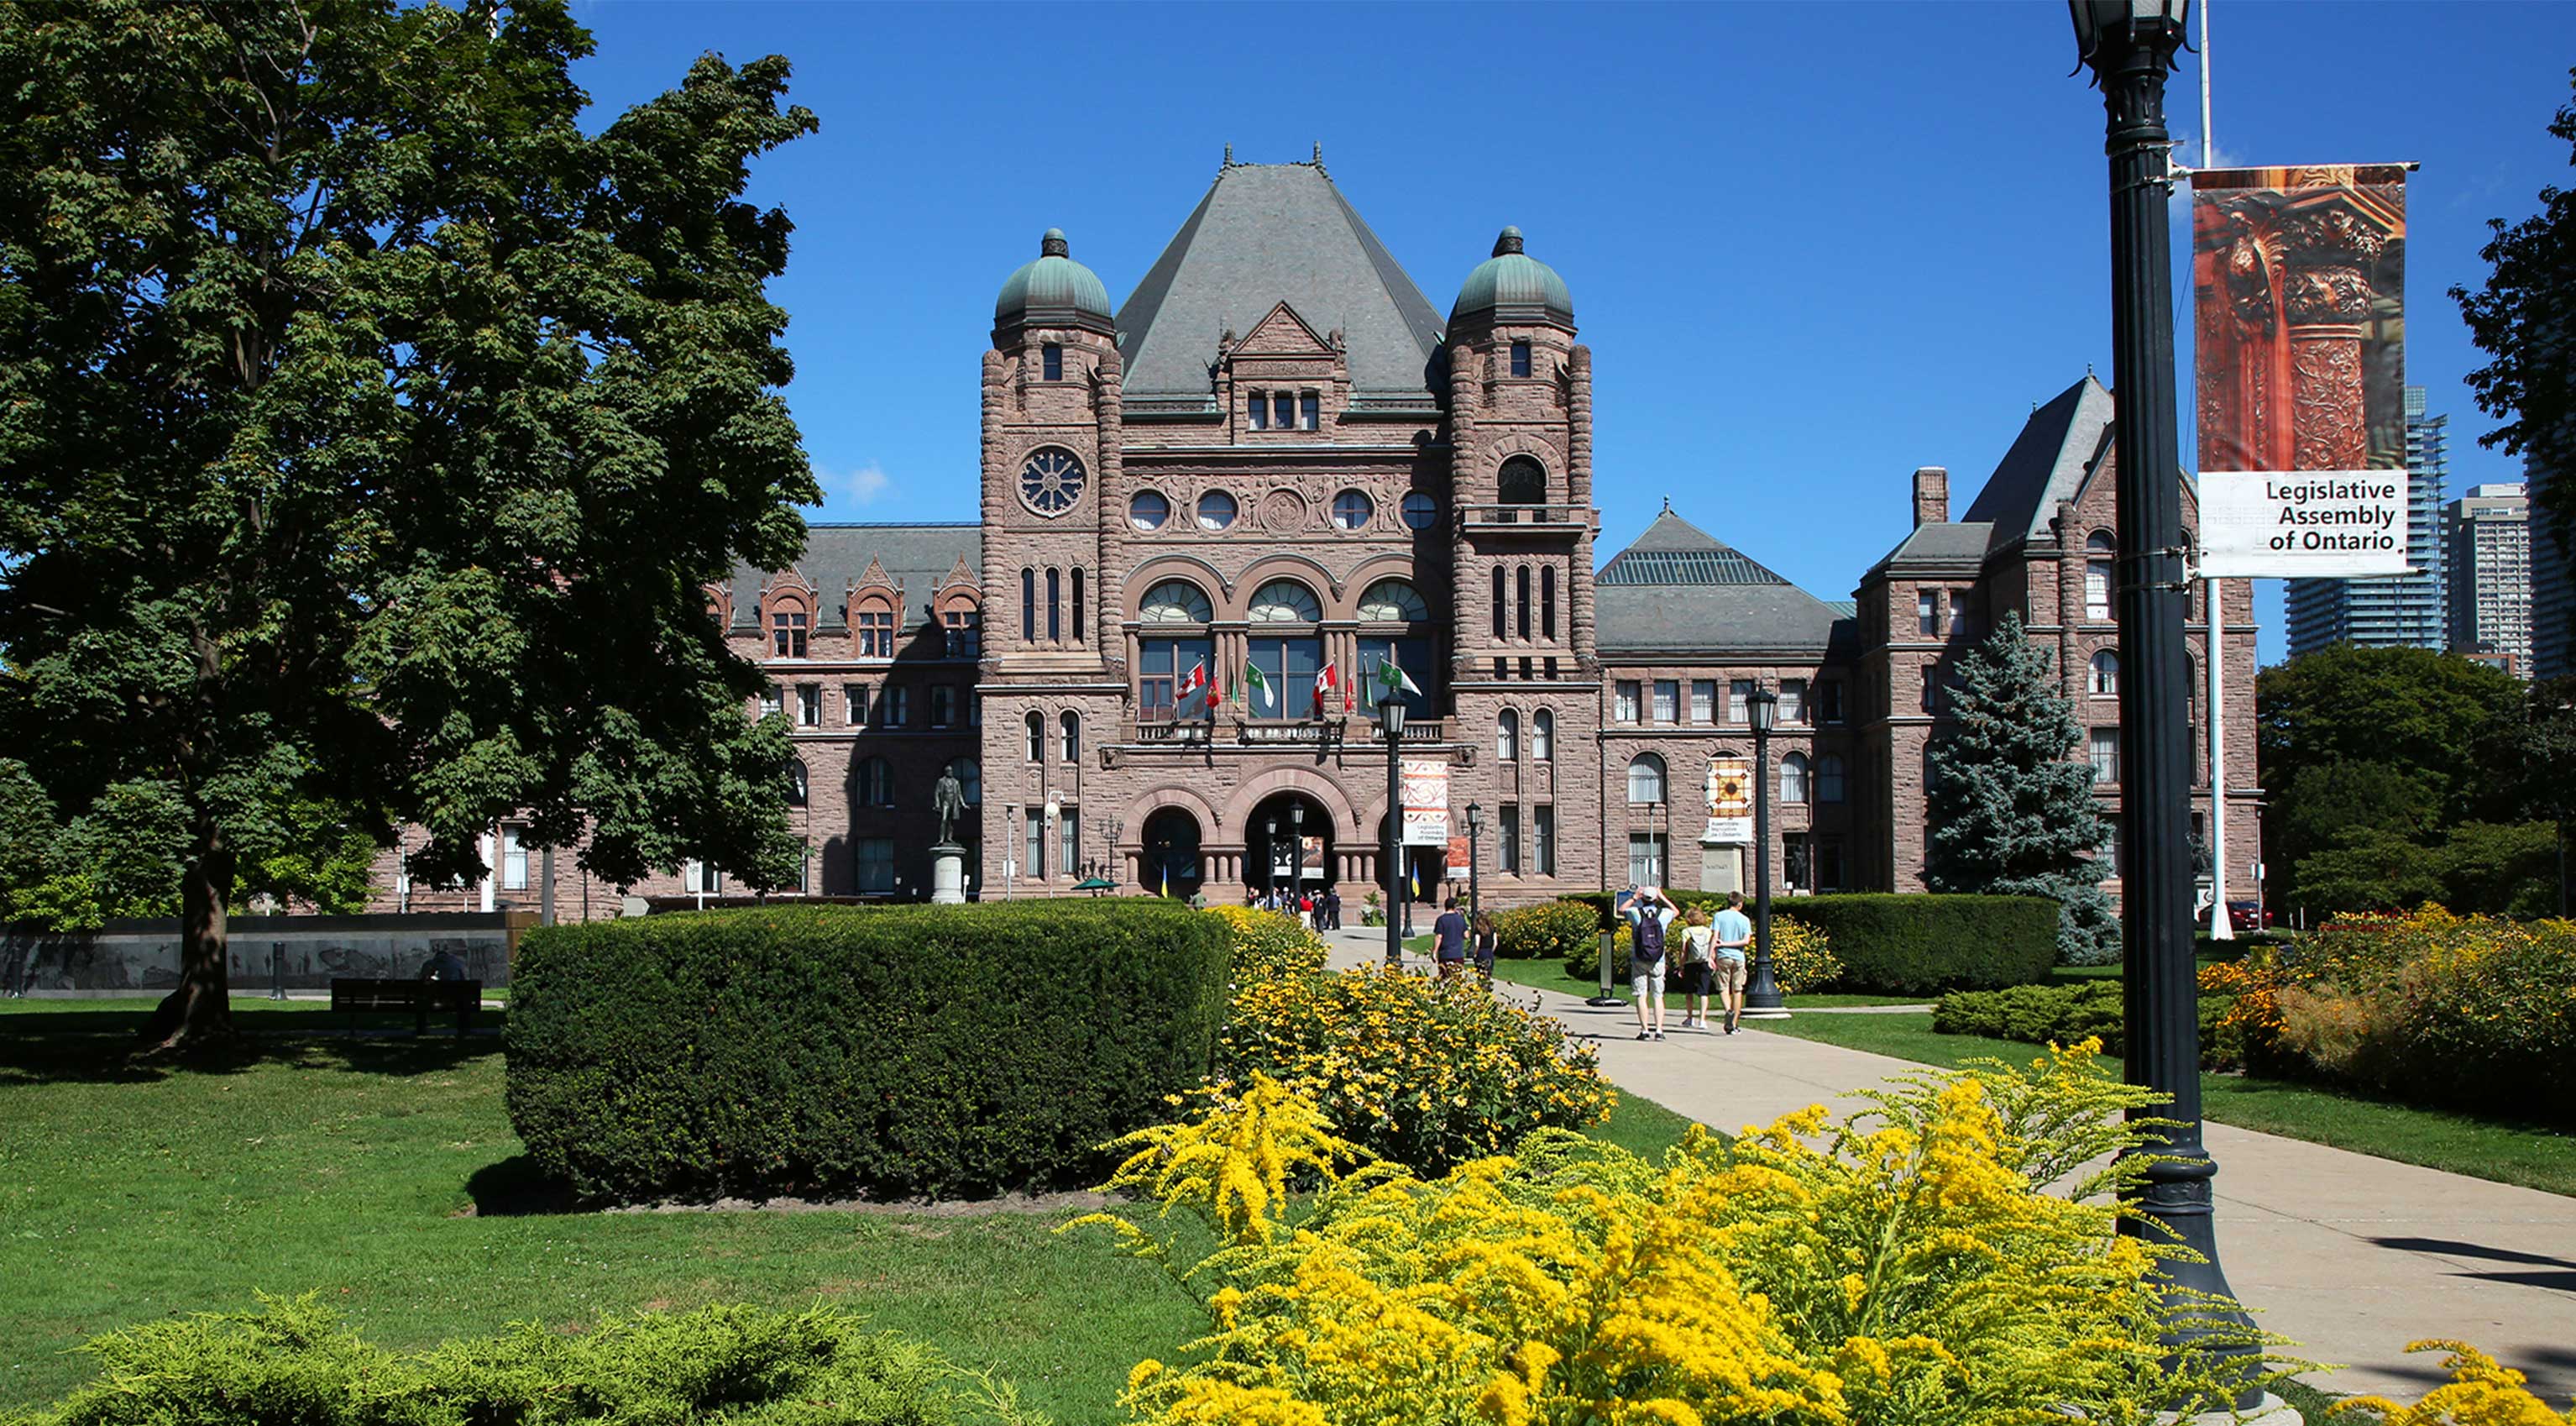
[
  {"left": 1450, "top": 225, "right": 1573, "bottom": 327},
  {"left": 993, "top": 228, "right": 1114, "bottom": 334}
]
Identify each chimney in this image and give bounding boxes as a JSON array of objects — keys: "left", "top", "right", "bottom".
[{"left": 1912, "top": 466, "right": 1950, "bottom": 528}]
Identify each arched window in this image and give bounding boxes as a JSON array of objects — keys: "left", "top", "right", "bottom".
[
  {"left": 1060, "top": 710, "right": 1081, "bottom": 763},
  {"left": 2089, "top": 649, "right": 2120, "bottom": 696},
  {"left": 1497, "top": 709, "right": 1520, "bottom": 763},
  {"left": 1781, "top": 752, "right": 1811, "bottom": 805},
  {"left": 1356, "top": 579, "right": 1428, "bottom": 622},
  {"left": 1490, "top": 567, "right": 1507, "bottom": 638},
  {"left": 1071, "top": 567, "right": 1085, "bottom": 644},
  {"left": 1247, "top": 579, "right": 1322, "bottom": 622},
  {"left": 1024, "top": 710, "right": 1045, "bottom": 763},
  {"left": 1516, "top": 565, "right": 1532, "bottom": 639},
  {"left": 1139, "top": 579, "right": 1212, "bottom": 623},
  {"left": 1498, "top": 455, "right": 1547, "bottom": 506},
  {"left": 1020, "top": 568, "right": 1036, "bottom": 642},
  {"left": 945, "top": 758, "right": 982, "bottom": 806},
  {"left": 1818, "top": 753, "right": 1846, "bottom": 804},
  {"left": 1532, "top": 710, "right": 1555, "bottom": 762},
  {"left": 1627, "top": 753, "right": 1667, "bottom": 805},
  {"left": 1540, "top": 565, "right": 1557, "bottom": 639},
  {"left": 2085, "top": 530, "right": 2115, "bottom": 621},
  {"left": 1046, "top": 568, "right": 1062, "bottom": 643},
  {"left": 785, "top": 758, "right": 809, "bottom": 807},
  {"left": 858, "top": 756, "right": 894, "bottom": 808}
]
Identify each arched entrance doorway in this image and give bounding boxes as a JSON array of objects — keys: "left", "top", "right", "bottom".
[
  {"left": 1249, "top": 792, "right": 1333, "bottom": 897},
  {"left": 1140, "top": 807, "right": 1203, "bottom": 899}
]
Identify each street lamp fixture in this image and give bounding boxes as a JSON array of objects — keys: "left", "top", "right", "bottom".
[
  {"left": 1741, "top": 688, "right": 1788, "bottom": 1019},
  {"left": 1379, "top": 695, "right": 1406, "bottom": 967},
  {"left": 2071, "top": 0, "right": 2261, "bottom": 1394},
  {"left": 1465, "top": 801, "right": 1483, "bottom": 920},
  {"left": 1291, "top": 801, "right": 1305, "bottom": 900}
]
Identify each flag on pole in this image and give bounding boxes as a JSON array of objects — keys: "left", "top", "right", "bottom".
[
  {"left": 1372, "top": 658, "right": 1422, "bottom": 702},
  {"left": 1210, "top": 665, "right": 1228, "bottom": 711},
  {"left": 1409, "top": 857, "right": 1421, "bottom": 899},
  {"left": 1159, "top": 862, "right": 1169, "bottom": 898},
  {"left": 1312, "top": 661, "right": 1339, "bottom": 713},
  {"left": 1175, "top": 659, "right": 1209, "bottom": 709},
  {"left": 1243, "top": 661, "right": 1275, "bottom": 711},
  {"left": 1343, "top": 661, "right": 1356, "bottom": 713}
]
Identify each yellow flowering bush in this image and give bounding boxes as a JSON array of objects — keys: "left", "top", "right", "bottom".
[
  {"left": 1213, "top": 904, "right": 1330, "bottom": 983},
  {"left": 1568, "top": 914, "right": 1839, "bottom": 993},
  {"left": 1216, "top": 966, "right": 1615, "bottom": 1173},
  {"left": 1074, "top": 1047, "right": 2283, "bottom": 1425},
  {"left": 2332, "top": 1341, "right": 2576, "bottom": 1423}
]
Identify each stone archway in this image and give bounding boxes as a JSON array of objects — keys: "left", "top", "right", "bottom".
[
  {"left": 1249, "top": 791, "right": 1334, "bottom": 897},
  {"left": 1139, "top": 806, "right": 1203, "bottom": 900}
]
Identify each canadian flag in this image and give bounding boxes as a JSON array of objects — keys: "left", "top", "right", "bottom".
[
  {"left": 1175, "top": 659, "right": 1209, "bottom": 710},
  {"left": 1312, "top": 661, "right": 1339, "bottom": 712}
]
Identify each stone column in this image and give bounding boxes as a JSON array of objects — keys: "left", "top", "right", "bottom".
[{"left": 2278, "top": 195, "right": 2386, "bottom": 471}]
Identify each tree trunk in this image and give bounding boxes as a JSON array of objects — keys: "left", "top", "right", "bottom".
[{"left": 148, "top": 831, "right": 238, "bottom": 1050}]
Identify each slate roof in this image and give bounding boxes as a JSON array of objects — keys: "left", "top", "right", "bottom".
[
  {"left": 1116, "top": 162, "right": 1448, "bottom": 400},
  {"left": 1959, "top": 375, "right": 2115, "bottom": 545},
  {"left": 727, "top": 522, "right": 980, "bottom": 633},
  {"left": 1594, "top": 511, "right": 1853, "bottom": 655}
]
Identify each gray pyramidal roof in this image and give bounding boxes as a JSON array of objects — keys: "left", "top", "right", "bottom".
[
  {"left": 1116, "top": 162, "right": 1449, "bottom": 399},
  {"left": 1595, "top": 511, "right": 1854, "bottom": 655},
  {"left": 1959, "top": 375, "right": 2115, "bottom": 544},
  {"left": 726, "top": 523, "right": 980, "bottom": 634}
]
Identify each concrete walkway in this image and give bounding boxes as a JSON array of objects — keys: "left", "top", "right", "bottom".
[{"left": 1322, "top": 929, "right": 2576, "bottom": 1404}]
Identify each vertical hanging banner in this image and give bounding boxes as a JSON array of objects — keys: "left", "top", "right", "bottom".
[
  {"left": 2192, "top": 165, "right": 2411, "bottom": 577},
  {"left": 1401, "top": 758, "right": 1450, "bottom": 847},
  {"left": 1703, "top": 755, "right": 1752, "bottom": 845}
]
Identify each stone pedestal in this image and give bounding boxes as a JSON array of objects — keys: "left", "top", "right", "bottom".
[{"left": 929, "top": 843, "right": 966, "bottom": 905}]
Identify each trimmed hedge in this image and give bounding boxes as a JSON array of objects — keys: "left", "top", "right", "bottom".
[
  {"left": 506, "top": 899, "right": 1229, "bottom": 1202},
  {"left": 1494, "top": 901, "right": 1600, "bottom": 961},
  {"left": 1558, "top": 892, "right": 2058, "bottom": 994},
  {"left": 1934, "top": 978, "right": 2244, "bottom": 1070}
]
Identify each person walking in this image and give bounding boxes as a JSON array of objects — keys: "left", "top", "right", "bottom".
[
  {"left": 1711, "top": 890, "right": 1753, "bottom": 1035},
  {"left": 1297, "top": 890, "right": 1313, "bottom": 931},
  {"left": 1470, "top": 910, "right": 1500, "bottom": 988},
  {"left": 1675, "top": 904, "right": 1716, "bottom": 1030},
  {"left": 1432, "top": 897, "right": 1469, "bottom": 983},
  {"left": 1626, "top": 883, "right": 1675, "bottom": 1040},
  {"left": 1322, "top": 887, "right": 1340, "bottom": 931}
]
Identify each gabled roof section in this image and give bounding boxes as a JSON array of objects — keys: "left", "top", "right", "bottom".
[
  {"left": 1116, "top": 161, "right": 1448, "bottom": 398},
  {"left": 1960, "top": 375, "right": 2116, "bottom": 545},
  {"left": 726, "top": 523, "right": 981, "bottom": 634},
  {"left": 1594, "top": 510, "right": 1849, "bottom": 654}
]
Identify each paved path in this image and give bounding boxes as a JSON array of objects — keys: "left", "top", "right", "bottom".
[{"left": 1322, "top": 930, "right": 2576, "bottom": 1404}]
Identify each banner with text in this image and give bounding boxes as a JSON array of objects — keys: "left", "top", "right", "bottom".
[
  {"left": 1401, "top": 758, "right": 1450, "bottom": 847},
  {"left": 1703, "top": 755, "right": 1752, "bottom": 846},
  {"left": 2191, "top": 164, "right": 2409, "bottom": 577}
]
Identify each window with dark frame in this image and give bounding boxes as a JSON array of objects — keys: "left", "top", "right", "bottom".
[
  {"left": 1510, "top": 340, "right": 1531, "bottom": 378},
  {"left": 930, "top": 685, "right": 956, "bottom": 727},
  {"left": 1491, "top": 568, "right": 1507, "bottom": 639},
  {"left": 1042, "top": 343, "right": 1062, "bottom": 380},
  {"left": 856, "top": 608, "right": 894, "bottom": 658},
  {"left": 1540, "top": 566, "right": 1557, "bottom": 638},
  {"left": 796, "top": 683, "right": 820, "bottom": 727},
  {"left": 1021, "top": 569, "right": 1035, "bottom": 641},
  {"left": 1299, "top": 392, "right": 1319, "bottom": 430},
  {"left": 772, "top": 609, "right": 808, "bottom": 658},
  {"left": 844, "top": 683, "right": 867, "bottom": 726},
  {"left": 1071, "top": 569, "right": 1084, "bottom": 643},
  {"left": 1248, "top": 391, "right": 1268, "bottom": 430},
  {"left": 1046, "top": 569, "right": 1061, "bottom": 643}
]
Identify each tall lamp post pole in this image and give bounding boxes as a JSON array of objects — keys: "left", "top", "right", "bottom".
[
  {"left": 1291, "top": 803, "right": 1305, "bottom": 904},
  {"left": 2071, "top": 0, "right": 2259, "bottom": 1379},
  {"left": 1466, "top": 802, "right": 1483, "bottom": 918},
  {"left": 1742, "top": 688, "right": 1788, "bottom": 1018},
  {"left": 1380, "top": 695, "right": 1406, "bottom": 966}
]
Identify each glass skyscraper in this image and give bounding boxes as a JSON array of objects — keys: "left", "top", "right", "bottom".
[{"left": 2284, "top": 385, "right": 2449, "bottom": 658}]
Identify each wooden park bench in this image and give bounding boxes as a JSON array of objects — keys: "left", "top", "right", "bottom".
[{"left": 329, "top": 978, "right": 482, "bottom": 1038}]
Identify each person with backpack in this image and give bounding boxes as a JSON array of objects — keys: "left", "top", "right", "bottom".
[
  {"left": 1675, "top": 904, "right": 1717, "bottom": 1030},
  {"left": 1711, "top": 890, "right": 1754, "bottom": 1035},
  {"left": 1626, "top": 883, "right": 1677, "bottom": 1040}
]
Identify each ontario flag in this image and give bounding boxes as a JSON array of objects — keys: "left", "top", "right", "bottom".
[
  {"left": 1175, "top": 659, "right": 1210, "bottom": 711},
  {"left": 1312, "top": 661, "right": 1340, "bottom": 714}
]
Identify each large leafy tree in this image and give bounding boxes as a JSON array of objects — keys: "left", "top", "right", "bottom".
[
  {"left": 2454, "top": 67, "right": 2576, "bottom": 665},
  {"left": 2254, "top": 646, "right": 2525, "bottom": 899},
  {"left": 0, "top": 0, "right": 818, "bottom": 1046},
  {"left": 1924, "top": 613, "right": 2120, "bottom": 967}
]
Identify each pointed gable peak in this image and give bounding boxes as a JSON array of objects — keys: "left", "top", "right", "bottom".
[
  {"left": 1238, "top": 301, "right": 1337, "bottom": 357},
  {"left": 1960, "top": 375, "right": 2118, "bottom": 543},
  {"left": 1600, "top": 510, "right": 1793, "bottom": 587}
]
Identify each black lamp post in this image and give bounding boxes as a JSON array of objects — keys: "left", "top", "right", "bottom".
[
  {"left": 2071, "top": 0, "right": 2258, "bottom": 1381},
  {"left": 1266, "top": 815, "right": 1279, "bottom": 896},
  {"left": 1291, "top": 802, "right": 1305, "bottom": 902},
  {"left": 1465, "top": 801, "right": 1483, "bottom": 918},
  {"left": 1379, "top": 694, "right": 1406, "bottom": 966},
  {"left": 1742, "top": 688, "right": 1787, "bottom": 1017}
]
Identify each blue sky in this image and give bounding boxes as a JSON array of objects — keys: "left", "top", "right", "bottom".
[{"left": 565, "top": 1, "right": 2572, "bottom": 667}]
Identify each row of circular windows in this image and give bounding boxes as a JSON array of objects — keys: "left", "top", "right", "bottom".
[{"left": 1126, "top": 487, "right": 1440, "bottom": 534}]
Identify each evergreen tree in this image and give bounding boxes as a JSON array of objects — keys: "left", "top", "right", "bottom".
[{"left": 1924, "top": 613, "right": 2122, "bottom": 965}]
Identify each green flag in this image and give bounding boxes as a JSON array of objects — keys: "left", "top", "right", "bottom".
[
  {"left": 1374, "top": 658, "right": 1422, "bottom": 700},
  {"left": 1243, "top": 662, "right": 1275, "bottom": 711}
]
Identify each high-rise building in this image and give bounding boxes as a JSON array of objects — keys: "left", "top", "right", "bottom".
[
  {"left": 2532, "top": 458, "right": 2573, "bottom": 679},
  {"left": 2444, "top": 483, "right": 2531, "bottom": 677},
  {"left": 2284, "top": 385, "right": 2449, "bottom": 657}
]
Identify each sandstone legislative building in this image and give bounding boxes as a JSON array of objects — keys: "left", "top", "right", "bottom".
[{"left": 374, "top": 158, "right": 2259, "bottom": 918}]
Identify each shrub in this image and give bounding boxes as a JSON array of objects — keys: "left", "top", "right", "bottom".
[
  {"left": 1565, "top": 915, "right": 1839, "bottom": 994},
  {"left": 1494, "top": 900, "right": 1597, "bottom": 961},
  {"left": 1210, "top": 904, "right": 1327, "bottom": 981},
  {"left": 506, "top": 900, "right": 1229, "bottom": 1201},
  {"left": 1071, "top": 1051, "right": 2284, "bottom": 1425},
  {"left": 1789, "top": 894, "right": 2057, "bottom": 993},
  {"left": 19, "top": 1295, "right": 982, "bottom": 1426},
  {"left": 1214, "top": 965, "right": 1615, "bottom": 1173},
  {"left": 1934, "top": 980, "right": 2249, "bottom": 1070}
]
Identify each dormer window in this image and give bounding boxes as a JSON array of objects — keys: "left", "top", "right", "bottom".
[
  {"left": 1511, "top": 340, "right": 1531, "bottom": 378},
  {"left": 1246, "top": 390, "right": 1321, "bottom": 432},
  {"left": 1248, "top": 391, "right": 1268, "bottom": 430},
  {"left": 1272, "top": 393, "right": 1295, "bottom": 429},
  {"left": 1042, "top": 343, "right": 1062, "bottom": 380},
  {"left": 771, "top": 608, "right": 807, "bottom": 658}
]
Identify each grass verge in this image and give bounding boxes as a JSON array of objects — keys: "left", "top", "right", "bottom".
[
  {"left": 0, "top": 998, "right": 1693, "bottom": 1421},
  {"left": 1483, "top": 956, "right": 1931, "bottom": 1009},
  {"left": 1744, "top": 1014, "right": 2576, "bottom": 1198}
]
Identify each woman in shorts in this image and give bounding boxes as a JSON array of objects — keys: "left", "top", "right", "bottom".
[{"left": 1675, "top": 905, "right": 1716, "bottom": 1030}]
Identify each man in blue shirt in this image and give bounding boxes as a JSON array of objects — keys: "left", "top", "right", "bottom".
[
  {"left": 1711, "top": 891, "right": 1754, "bottom": 1035},
  {"left": 1432, "top": 898, "right": 1469, "bottom": 981}
]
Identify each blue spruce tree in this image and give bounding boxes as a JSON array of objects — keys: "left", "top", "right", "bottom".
[{"left": 1924, "top": 612, "right": 2123, "bottom": 966}]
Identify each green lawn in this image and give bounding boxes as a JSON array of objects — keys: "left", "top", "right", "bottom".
[
  {"left": 1484, "top": 955, "right": 1931, "bottom": 1008},
  {"left": 1745, "top": 1014, "right": 2576, "bottom": 1198},
  {"left": 0, "top": 999, "right": 1702, "bottom": 1420}
]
